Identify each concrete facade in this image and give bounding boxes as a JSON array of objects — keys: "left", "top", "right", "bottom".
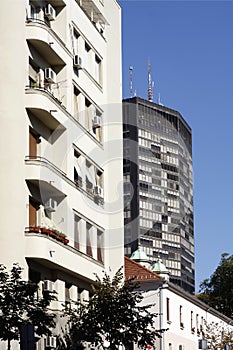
[{"left": 0, "top": 0, "right": 123, "bottom": 347}]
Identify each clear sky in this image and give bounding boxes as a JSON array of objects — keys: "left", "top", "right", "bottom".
[{"left": 119, "top": 0, "right": 233, "bottom": 292}]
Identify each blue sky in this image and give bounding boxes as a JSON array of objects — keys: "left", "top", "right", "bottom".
[{"left": 119, "top": 0, "right": 233, "bottom": 291}]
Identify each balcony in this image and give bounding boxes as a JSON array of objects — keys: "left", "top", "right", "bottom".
[
  {"left": 26, "top": 107, "right": 65, "bottom": 133},
  {"left": 26, "top": 23, "right": 68, "bottom": 67},
  {"left": 25, "top": 157, "right": 104, "bottom": 206},
  {"left": 25, "top": 84, "right": 67, "bottom": 114},
  {"left": 25, "top": 233, "right": 104, "bottom": 283},
  {"left": 78, "top": 0, "right": 108, "bottom": 24},
  {"left": 25, "top": 226, "right": 69, "bottom": 244},
  {"left": 76, "top": 0, "right": 108, "bottom": 37},
  {"left": 26, "top": 178, "right": 66, "bottom": 215},
  {"left": 27, "top": 39, "right": 65, "bottom": 68}
]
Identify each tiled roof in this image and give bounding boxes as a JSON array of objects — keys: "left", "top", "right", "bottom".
[{"left": 124, "top": 256, "right": 161, "bottom": 281}]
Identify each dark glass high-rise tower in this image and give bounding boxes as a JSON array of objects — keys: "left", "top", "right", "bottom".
[{"left": 123, "top": 97, "right": 194, "bottom": 294}]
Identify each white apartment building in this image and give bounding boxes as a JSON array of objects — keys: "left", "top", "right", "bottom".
[{"left": 0, "top": 0, "right": 123, "bottom": 343}]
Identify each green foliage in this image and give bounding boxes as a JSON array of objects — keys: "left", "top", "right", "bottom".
[
  {"left": 201, "top": 320, "right": 233, "bottom": 349},
  {"left": 65, "top": 268, "right": 165, "bottom": 350},
  {"left": 198, "top": 253, "right": 233, "bottom": 318},
  {"left": 0, "top": 264, "right": 56, "bottom": 348}
]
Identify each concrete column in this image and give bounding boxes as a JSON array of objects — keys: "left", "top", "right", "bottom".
[
  {"left": 70, "top": 285, "right": 78, "bottom": 305},
  {"left": 52, "top": 279, "right": 65, "bottom": 311},
  {"left": 38, "top": 280, "right": 44, "bottom": 299},
  {"left": 80, "top": 289, "right": 89, "bottom": 304}
]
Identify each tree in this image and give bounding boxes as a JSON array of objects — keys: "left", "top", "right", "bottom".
[
  {"left": 198, "top": 253, "right": 233, "bottom": 318},
  {"left": 0, "top": 264, "right": 56, "bottom": 350},
  {"left": 201, "top": 320, "right": 233, "bottom": 350},
  {"left": 65, "top": 268, "right": 165, "bottom": 350}
]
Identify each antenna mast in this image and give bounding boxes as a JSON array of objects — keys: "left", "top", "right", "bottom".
[
  {"left": 129, "top": 65, "right": 133, "bottom": 98},
  {"left": 148, "top": 59, "right": 153, "bottom": 102}
]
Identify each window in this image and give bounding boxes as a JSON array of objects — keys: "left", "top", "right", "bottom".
[
  {"left": 65, "top": 282, "right": 71, "bottom": 308},
  {"left": 166, "top": 298, "right": 170, "bottom": 322},
  {"left": 29, "top": 196, "right": 40, "bottom": 227},
  {"left": 73, "top": 29, "right": 80, "bottom": 55},
  {"left": 29, "top": 4, "right": 39, "bottom": 19},
  {"left": 74, "top": 146, "right": 104, "bottom": 198},
  {"left": 74, "top": 214, "right": 81, "bottom": 250},
  {"left": 92, "top": 109, "right": 102, "bottom": 142},
  {"left": 74, "top": 150, "right": 83, "bottom": 187},
  {"left": 74, "top": 211, "right": 104, "bottom": 262},
  {"left": 179, "top": 306, "right": 184, "bottom": 328},
  {"left": 191, "top": 311, "right": 194, "bottom": 333},
  {"left": 86, "top": 160, "right": 94, "bottom": 194},
  {"left": 84, "top": 42, "right": 91, "bottom": 72},
  {"left": 73, "top": 86, "right": 80, "bottom": 119},
  {"left": 29, "top": 127, "right": 40, "bottom": 158},
  {"left": 94, "top": 55, "right": 101, "bottom": 84},
  {"left": 97, "top": 230, "right": 104, "bottom": 262},
  {"left": 196, "top": 314, "right": 199, "bottom": 333},
  {"left": 86, "top": 223, "right": 93, "bottom": 257}
]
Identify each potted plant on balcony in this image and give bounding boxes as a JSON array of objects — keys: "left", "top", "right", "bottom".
[
  {"left": 40, "top": 227, "right": 52, "bottom": 235},
  {"left": 56, "top": 231, "right": 69, "bottom": 244}
]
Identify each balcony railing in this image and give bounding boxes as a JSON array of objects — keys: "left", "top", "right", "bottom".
[
  {"left": 25, "top": 156, "right": 104, "bottom": 206},
  {"left": 26, "top": 84, "right": 63, "bottom": 106},
  {"left": 25, "top": 155, "right": 66, "bottom": 177}
]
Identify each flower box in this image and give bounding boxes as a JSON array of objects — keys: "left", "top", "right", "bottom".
[
  {"left": 27, "top": 226, "right": 41, "bottom": 233},
  {"left": 41, "top": 228, "right": 52, "bottom": 235},
  {"left": 27, "top": 226, "right": 69, "bottom": 246}
]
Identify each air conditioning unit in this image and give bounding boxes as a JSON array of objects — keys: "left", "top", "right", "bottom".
[
  {"left": 92, "top": 115, "right": 102, "bottom": 128},
  {"left": 45, "top": 336, "right": 57, "bottom": 348},
  {"left": 43, "top": 280, "right": 54, "bottom": 292},
  {"left": 45, "top": 4, "right": 56, "bottom": 21},
  {"left": 93, "top": 185, "right": 103, "bottom": 198},
  {"left": 73, "top": 55, "right": 82, "bottom": 69},
  {"left": 45, "top": 68, "right": 56, "bottom": 83},
  {"left": 44, "top": 198, "right": 57, "bottom": 212}
]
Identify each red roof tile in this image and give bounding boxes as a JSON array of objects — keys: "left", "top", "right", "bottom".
[{"left": 124, "top": 256, "right": 161, "bottom": 281}]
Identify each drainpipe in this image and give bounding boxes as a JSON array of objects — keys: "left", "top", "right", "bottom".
[
  {"left": 159, "top": 282, "right": 169, "bottom": 350},
  {"left": 159, "top": 286, "right": 163, "bottom": 350}
]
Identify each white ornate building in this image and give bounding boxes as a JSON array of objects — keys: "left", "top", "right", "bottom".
[{"left": 125, "top": 253, "right": 233, "bottom": 350}]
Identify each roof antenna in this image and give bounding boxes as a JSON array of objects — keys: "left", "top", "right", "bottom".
[
  {"left": 148, "top": 59, "right": 154, "bottom": 102},
  {"left": 158, "top": 92, "right": 164, "bottom": 106},
  {"left": 129, "top": 65, "right": 133, "bottom": 98}
]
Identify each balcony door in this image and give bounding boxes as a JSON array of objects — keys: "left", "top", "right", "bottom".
[
  {"left": 29, "top": 197, "right": 39, "bottom": 227},
  {"left": 29, "top": 128, "right": 38, "bottom": 159}
]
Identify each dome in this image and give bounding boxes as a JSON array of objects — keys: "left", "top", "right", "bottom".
[
  {"left": 130, "top": 246, "right": 149, "bottom": 261},
  {"left": 130, "top": 246, "right": 151, "bottom": 269},
  {"left": 151, "top": 257, "right": 169, "bottom": 274}
]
